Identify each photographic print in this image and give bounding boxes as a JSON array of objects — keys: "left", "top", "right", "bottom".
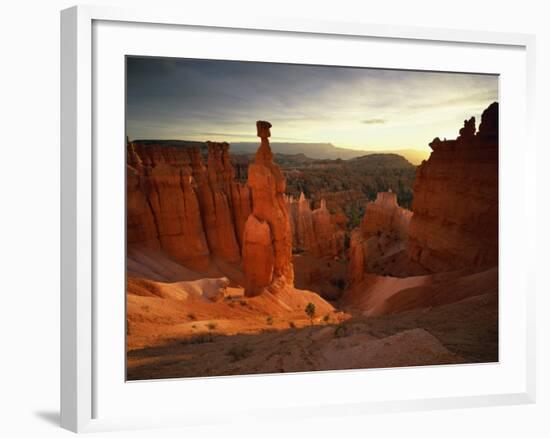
[{"left": 125, "top": 57, "right": 498, "bottom": 380}]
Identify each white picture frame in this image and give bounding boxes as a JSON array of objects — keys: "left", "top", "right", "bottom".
[{"left": 60, "top": 4, "right": 536, "bottom": 433}]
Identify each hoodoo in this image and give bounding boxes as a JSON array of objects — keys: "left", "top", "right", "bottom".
[
  {"left": 286, "top": 193, "right": 346, "bottom": 258},
  {"left": 242, "top": 121, "right": 294, "bottom": 295}
]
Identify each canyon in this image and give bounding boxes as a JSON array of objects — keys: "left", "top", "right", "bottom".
[{"left": 127, "top": 103, "right": 499, "bottom": 380}]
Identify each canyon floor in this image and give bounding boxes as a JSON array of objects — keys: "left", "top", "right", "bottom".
[{"left": 126, "top": 247, "right": 498, "bottom": 381}]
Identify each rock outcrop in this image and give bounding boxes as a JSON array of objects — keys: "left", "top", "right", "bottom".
[
  {"left": 242, "top": 121, "right": 294, "bottom": 295},
  {"left": 241, "top": 215, "right": 274, "bottom": 289},
  {"left": 193, "top": 141, "right": 244, "bottom": 263},
  {"left": 126, "top": 140, "right": 251, "bottom": 271},
  {"left": 127, "top": 143, "right": 211, "bottom": 270},
  {"left": 408, "top": 102, "right": 499, "bottom": 272},
  {"left": 348, "top": 191, "right": 412, "bottom": 284},
  {"left": 286, "top": 193, "right": 346, "bottom": 258},
  {"left": 359, "top": 191, "right": 411, "bottom": 239}
]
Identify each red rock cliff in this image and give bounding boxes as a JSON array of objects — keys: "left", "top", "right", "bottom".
[
  {"left": 126, "top": 143, "right": 211, "bottom": 270},
  {"left": 126, "top": 140, "right": 251, "bottom": 270},
  {"left": 242, "top": 121, "right": 294, "bottom": 295},
  {"left": 286, "top": 193, "right": 346, "bottom": 258},
  {"left": 408, "top": 102, "right": 499, "bottom": 272}
]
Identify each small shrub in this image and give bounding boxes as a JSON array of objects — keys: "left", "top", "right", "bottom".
[
  {"left": 323, "top": 314, "right": 330, "bottom": 323},
  {"left": 266, "top": 316, "right": 274, "bottom": 325},
  {"left": 289, "top": 321, "right": 296, "bottom": 329},
  {"left": 239, "top": 300, "right": 248, "bottom": 307},
  {"left": 305, "top": 302, "right": 316, "bottom": 325},
  {"left": 187, "top": 313, "right": 197, "bottom": 321},
  {"left": 227, "top": 345, "right": 253, "bottom": 362},
  {"left": 206, "top": 322, "right": 217, "bottom": 331}
]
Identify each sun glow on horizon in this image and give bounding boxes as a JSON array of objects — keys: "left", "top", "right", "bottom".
[{"left": 127, "top": 57, "right": 498, "bottom": 153}]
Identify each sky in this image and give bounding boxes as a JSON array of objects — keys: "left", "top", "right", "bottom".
[{"left": 126, "top": 57, "right": 498, "bottom": 153}]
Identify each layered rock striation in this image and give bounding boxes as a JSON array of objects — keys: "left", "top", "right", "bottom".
[
  {"left": 407, "top": 102, "right": 499, "bottom": 272},
  {"left": 286, "top": 193, "right": 346, "bottom": 258},
  {"left": 126, "top": 140, "right": 251, "bottom": 271},
  {"left": 242, "top": 121, "right": 294, "bottom": 295}
]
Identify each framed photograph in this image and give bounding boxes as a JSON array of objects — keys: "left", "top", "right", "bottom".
[{"left": 61, "top": 5, "right": 536, "bottom": 433}]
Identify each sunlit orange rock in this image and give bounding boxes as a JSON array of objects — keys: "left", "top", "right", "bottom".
[
  {"left": 287, "top": 192, "right": 317, "bottom": 254},
  {"left": 126, "top": 139, "right": 252, "bottom": 270},
  {"left": 242, "top": 121, "right": 294, "bottom": 295},
  {"left": 230, "top": 184, "right": 251, "bottom": 247},
  {"left": 206, "top": 141, "right": 252, "bottom": 247},
  {"left": 242, "top": 215, "right": 274, "bottom": 293},
  {"left": 126, "top": 142, "right": 210, "bottom": 270},
  {"left": 189, "top": 142, "right": 241, "bottom": 263},
  {"left": 126, "top": 143, "right": 160, "bottom": 249}
]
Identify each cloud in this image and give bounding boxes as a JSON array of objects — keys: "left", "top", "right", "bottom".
[
  {"left": 361, "top": 118, "right": 386, "bottom": 125},
  {"left": 126, "top": 57, "right": 498, "bottom": 150}
]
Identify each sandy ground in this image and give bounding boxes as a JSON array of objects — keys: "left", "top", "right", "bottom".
[
  {"left": 127, "top": 291, "right": 497, "bottom": 380},
  {"left": 126, "top": 246, "right": 498, "bottom": 380},
  {"left": 342, "top": 266, "right": 498, "bottom": 316}
]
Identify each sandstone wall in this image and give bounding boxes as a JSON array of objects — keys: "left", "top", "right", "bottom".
[
  {"left": 126, "top": 141, "right": 251, "bottom": 271},
  {"left": 407, "top": 102, "right": 499, "bottom": 272}
]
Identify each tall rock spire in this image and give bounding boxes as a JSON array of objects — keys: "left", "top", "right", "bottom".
[{"left": 242, "top": 121, "right": 294, "bottom": 296}]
